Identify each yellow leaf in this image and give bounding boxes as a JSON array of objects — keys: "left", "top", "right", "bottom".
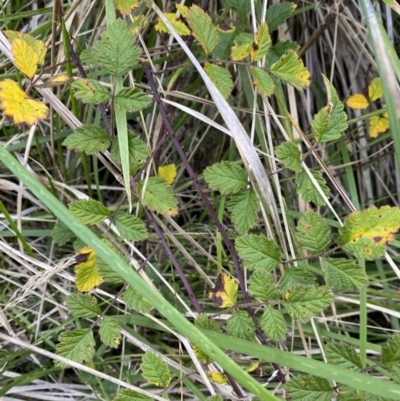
[
  {"left": 158, "top": 164, "right": 177, "bottom": 186},
  {"left": 0, "top": 79, "right": 48, "bottom": 126},
  {"left": 155, "top": 13, "right": 190, "bottom": 36},
  {"left": 368, "top": 77, "right": 383, "bottom": 102},
  {"left": 39, "top": 74, "right": 71, "bottom": 88},
  {"left": 12, "top": 39, "right": 39, "bottom": 79},
  {"left": 209, "top": 371, "right": 228, "bottom": 384},
  {"left": 6, "top": 31, "right": 46, "bottom": 65},
  {"left": 176, "top": 4, "right": 189, "bottom": 17},
  {"left": 346, "top": 94, "right": 369, "bottom": 109},
  {"left": 369, "top": 114, "right": 389, "bottom": 138},
  {"left": 75, "top": 247, "right": 104, "bottom": 292},
  {"left": 246, "top": 359, "right": 262, "bottom": 373},
  {"left": 113, "top": 0, "right": 139, "bottom": 14},
  {"left": 209, "top": 273, "right": 238, "bottom": 308}
]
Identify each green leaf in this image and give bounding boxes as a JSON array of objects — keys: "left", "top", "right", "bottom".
[
  {"left": 212, "top": 26, "right": 237, "bottom": 60},
  {"left": 235, "top": 234, "right": 280, "bottom": 270},
  {"left": 251, "top": 23, "right": 271, "bottom": 61},
  {"left": 296, "top": 169, "right": 330, "bottom": 206},
  {"left": 203, "top": 161, "right": 247, "bottom": 195},
  {"left": 141, "top": 352, "right": 172, "bottom": 387},
  {"left": 231, "top": 32, "right": 253, "bottom": 61},
  {"left": 51, "top": 222, "right": 73, "bottom": 246},
  {"left": 70, "top": 78, "right": 111, "bottom": 104},
  {"left": 275, "top": 141, "right": 302, "bottom": 173},
  {"left": 225, "top": 0, "right": 251, "bottom": 16},
  {"left": 227, "top": 311, "right": 255, "bottom": 341},
  {"left": 325, "top": 343, "right": 362, "bottom": 371},
  {"left": 116, "top": 214, "right": 148, "bottom": 241},
  {"left": 89, "top": 19, "right": 141, "bottom": 77},
  {"left": 114, "top": 88, "right": 152, "bottom": 112},
  {"left": 62, "top": 125, "right": 110, "bottom": 155},
  {"left": 97, "top": 256, "right": 124, "bottom": 283},
  {"left": 382, "top": 335, "right": 400, "bottom": 366},
  {"left": 186, "top": 5, "right": 219, "bottom": 55},
  {"left": 207, "top": 396, "right": 224, "bottom": 401},
  {"left": 296, "top": 210, "right": 331, "bottom": 254},
  {"left": 122, "top": 285, "right": 152, "bottom": 313},
  {"left": 137, "top": 177, "right": 178, "bottom": 216},
  {"left": 285, "top": 375, "right": 332, "bottom": 401},
  {"left": 280, "top": 267, "right": 316, "bottom": 293},
  {"left": 266, "top": 2, "right": 297, "bottom": 32},
  {"left": 195, "top": 314, "right": 221, "bottom": 333},
  {"left": 114, "top": 389, "right": 152, "bottom": 401},
  {"left": 322, "top": 258, "right": 368, "bottom": 290},
  {"left": 69, "top": 199, "right": 111, "bottom": 225},
  {"left": 265, "top": 40, "right": 299, "bottom": 67},
  {"left": 270, "top": 50, "right": 311, "bottom": 90},
  {"left": 99, "top": 316, "right": 121, "bottom": 348},
  {"left": 285, "top": 285, "right": 334, "bottom": 322},
  {"left": 55, "top": 329, "right": 95, "bottom": 368},
  {"left": 260, "top": 307, "right": 286, "bottom": 341},
  {"left": 248, "top": 268, "right": 276, "bottom": 302},
  {"left": 204, "top": 62, "right": 233, "bottom": 99},
  {"left": 66, "top": 293, "right": 100, "bottom": 318},
  {"left": 312, "top": 75, "right": 348, "bottom": 143},
  {"left": 251, "top": 67, "right": 275, "bottom": 96},
  {"left": 227, "top": 188, "right": 259, "bottom": 234}
]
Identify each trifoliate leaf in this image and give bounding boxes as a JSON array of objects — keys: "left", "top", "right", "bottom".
[
  {"left": 251, "top": 23, "right": 271, "bottom": 61},
  {"left": 97, "top": 256, "right": 124, "bottom": 283},
  {"left": 141, "top": 352, "right": 172, "bottom": 387},
  {"left": 248, "top": 268, "right": 276, "bottom": 302},
  {"left": 12, "top": 38, "right": 39, "bottom": 79},
  {"left": 235, "top": 234, "right": 280, "bottom": 270},
  {"left": 69, "top": 199, "right": 111, "bottom": 225},
  {"left": 155, "top": 13, "right": 190, "bottom": 36},
  {"left": 346, "top": 94, "right": 369, "bottom": 110},
  {"left": 227, "top": 188, "right": 259, "bottom": 235},
  {"left": 284, "top": 285, "right": 334, "bottom": 322},
  {"left": 0, "top": 79, "right": 48, "bottom": 126},
  {"left": 137, "top": 177, "right": 178, "bottom": 216},
  {"left": 66, "top": 293, "right": 100, "bottom": 318},
  {"left": 296, "top": 169, "right": 330, "bottom": 206},
  {"left": 266, "top": 2, "right": 297, "bottom": 32},
  {"left": 209, "top": 273, "right": 238, "bottom": 308},
  {"left": 265, "top": 40, "right": 299, "bottom": 67},
  {"left": 70, "top": 79, "right": 111, "bottom": 104},
  {"left": 63, "top": 125, "right": 110, "bottom": 154},
  {"left": 209, "top": 371, "right": 228, "bottom": 384},
  {"left": 99, "top": 316, "right": 121, "bottom": 348},
  {"left": 227, "top": 311, "right": 255, "bottom": 341},
  {"left": 231, "top": 32, "right": 253, "bottom": 61},
  {"left": 339, "top": 206, "right": 400, "bottom": 260},
  {"left": 158, "top": 164, "right": 177, "bottom": 186},
  {"left": 203, "top": 161, "right": 247, "bottom": 195},
  {"left": 325, "top": 343, "right": 362, "bottom": 371},
  {"left": 186, "top": 5, "right": 219, "bottom": 55},
  {"left": 6, "top": 30, "right": 47, "bottom": 65},
  {"left": 116, "top": 214, "right": 148, "bottom": 241},
  {"left": 55, "top": 329, "right": 95, "bottom": 368},
  {"left": 114, "top": 0, "right": 139, "bottom": 15},
  {"left": 204, "top": 62, "right": 233, "bottom": 99},
  {"left": 260, "top": 307, "right": 286, "bottom": 341},
  {"left": 270, "top": 50, "right": 310, "bottom": 90},
  {"left": 122, "top": 286, "right": 152, "bottom": 313},
  {"left": 74, "top": 247, "right": 104, "bottom": 292},
  {"left": 285, "top": 375, "right": 332, "bottom": 401},
  {"left": 369, "top": 77, "right": 383, "bottom": 102},
  {"left": 114, "top": 88, "right": 152, "bottom": 111},
  {"left": 296, "top": 210, "right": 331, "bottom": 254},
  {"left": 382, "top": 335, "right": 400, "bottom": 365},
  {"left": 312, "top": 75, "right": 348, "bottom": 142},
  {"left": 369, "top": 114, "right": 389, "bottom": 138},
  {"left": 280, "top": 267, "right": 316, "bottom": 293},
  {"left": 251, "top": 67, "right": 275, "bottom": 96},
  {"left": 51, "top": 222, "right": 73, "bottom": 246},
  {"left": 114, "top": 389, "right": 152, "bottom": 401},
  {"left": 275, "top": 141, "right": 301, "bottom": 173},
  {"left": 322, "top": 258, "right": 368, "bottom": 290}
]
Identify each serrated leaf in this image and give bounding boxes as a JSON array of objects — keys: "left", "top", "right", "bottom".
[
  {"left": 280, "top": 267, "right": 317, "bottom": 293},
  {"left": 122, "top": 286, "right": 152, "bottom": 313},
  {"left": 265, "top": 40, "right": 299, "bottom": 67},
  {"left": 155, "top": 13, "right": 190, "bottom": 36},
  {"left": 369, "top": 114, "right": 389, "bottom": 138},
  {"left": 0, "top": 79, "right": 48, "bottom": 126},
  {"left": 323, "top": 258, "right": 368, "bottom": 290},
  {"left": 63, "top": 125, "right": 110, "bottom": 154},
  {"left": 74, "top": 247, "right": 104, "bottom": 292},
  {"left": 325, "top": 343, "right": 362, "bottom": 371},
  {"left": 235, "top": 234, "right": 280, "bottom": 270},
  {"left": 251, "top": 67, "right": 275, "bottom": 96},
  {"left": 346, "top": 94, "right": 369, "bottom": 110},
  {"left": 69, "top": 199, "right": 111, "bottom": 225},
  {"left": 203, "top": 161, "right": 247, "bottom": 195},
  {"left": 251, "top": 23, "right": 271, "bottom": 61},
  {"left": 114, "top": 88, "right": 152, "bottom": 111},
  {"left": 114, "top": 0, "right": 140, "bottom": 15},
  {"left": 158, "top": 164, "right": 177, "bottom": 186},
  {"left": 195, "top": 314, "right": 222, "bottom": 332},
  {"left": 227, "top": 311, "right": 255, "bottom": 341},
  {"left": 226, "top": 0, "right": 251, "bottom": 15},
  {"left": 285, "top": 285, "right": 334, "bottom": 322},
  {"left": 55, "top": 329, "right": 95, "bottom": 368},
  {"left": 285, "top": 375, "right": 332, "bottom": 401},
  {"left": 227, "top": 189, "right": 259, "bottom": 235},
  {"left": 186, "top": 5, "right": 219, "bottom": 55},
  {"left": 382, "top": 335, "right": 400, "bottom": 365},
  {"left": 204, "top": 62, "right": 233, "bottom": 99},
  {"left": 137, "top": 177, "right": 178, "bottom": 216},
  {"left": 141, "top": 352, "right": 172, "bottom": 387},
  {"left": 231, "top": 32, "right": 253, "bottom": 61},
  {"left": 339, "top": 206, "right": 400, "bottom": 260},
  {"left": 270, "top": 50, "right": 310, "bottom": 90},
  {"left": 296, "top": 210, "right": 331, "bottom": 254},
  {"left": 369, "top": 77, "right": 384, "bottom": 101},
  {"left": 296, "top": 169, "right": 330, "bottom": 206},
  {"left": 213, "top": 26, "right": 237, "bottom": 60},
  {"left": 90, "top": 19, "right": 141, "bottom": 77},
  {"left": 116, "top": 214, "right": 148, "bottom": 241},
  {"left": 114, "top": 389, "right": 152, "bottom": 401},
  {"left": 12, "top": 38, "right": 39, "bottom": 79},
  {"left": 260, "top": 307, "right": 286, "bottom": 341},
  {"left": 209, "top": 273, "right": 238, "bottom": 308},
  {"left": 275, "top": 141, "right": 301, "bottom": 173},
  {"left": 6, "top": 31, "right": 47, "bottom": 65},
  {"left": 51, "top": 222, "right": 73, "bottom": 246},
  {"left": 248, "top": 268, "right": 276, "bottom": 302},
  {"left": 66, "top": 293, "right": 100, "bottom": 318},
  {"left": 97, "top": 256, "right": 124, "bottom": 283},
  {"left": 70, "top": 79, "right": 111, "bottom": 104},
  {"left": 266, "top": 2, "right": 297, "bottom": 32},
  {"left": 99, "top": 316, "right": 121, "bottom": 348},
  {"left": 312, "top": 75, "right": 348, "bottom": 142},
  {"left": 176, "top": 4, "right": 189, "bottom": 17}
]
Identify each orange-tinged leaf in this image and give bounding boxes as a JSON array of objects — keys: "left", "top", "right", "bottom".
[
  {"left": 368, "top": 77, "right": 383, "bottom": 102},
  {"left": 209, "top": 273, "right": 238, "bottom": 308},
  {"left": 346, "top": 94, "right": 369, "bottom": 109},
  {"left": 158, "top": 164, "right": 177, "bottom": 186},
  {"left": 113, "top": 0, "right": 139, "bottom": 14},
  {"left": 75, "top": 247, "right": 104, "bottom": 292},
  {"left": 369, "top": 114, "right": 389, "bottom": 138},
  {"left": 12, "top": 39, "right": 38, "bottom": 79},
  {"left": 0, "top": 79, "right": 48, "bottom": 126}
]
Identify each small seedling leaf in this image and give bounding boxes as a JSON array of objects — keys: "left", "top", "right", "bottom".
[
  {"left": 209, "top": 273, "right": 238, "bottom": 308},
  {"left": 69, "top": 199, "right": 111, "bottom": 225},
  {"left": 141, "top": 352, "right": 172, "bottom": 387},
  {"left": 66, "top": 293, "right": 100, "bottom": 318},
  {"left": 63, "top": 125, "right": 110, "bottom": 154}
]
